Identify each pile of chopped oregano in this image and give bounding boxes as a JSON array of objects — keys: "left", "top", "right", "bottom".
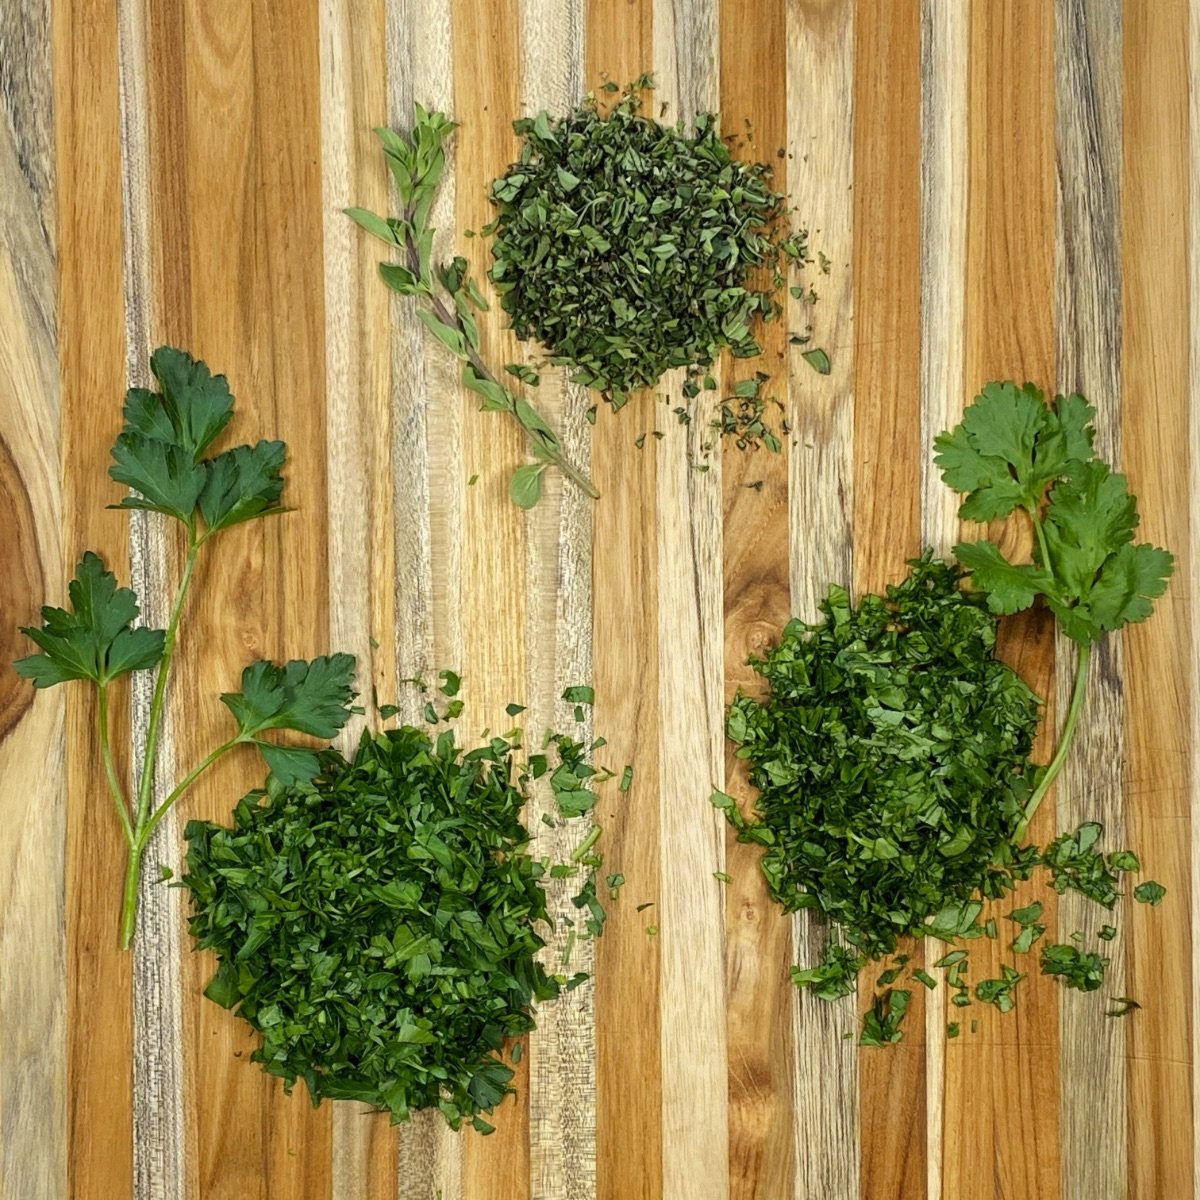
[
  {"left": 717, "top": 382, "right": 1172, "bottom": 1042},
  {"left": 182, "top": 686, "right": 612, "bottom": 1132},
  {"left": 487, "top": 78, "right": 806, "bottom": 410},
  {"left": 348, "top": 83, "right": 815, "bottom": 505}
]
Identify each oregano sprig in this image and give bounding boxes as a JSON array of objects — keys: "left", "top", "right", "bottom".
[
  {"left": 14, "top": 347, "right": 357, "bottom": 947},
  {"left": 347, "top": 106, "right": 596, "bottom": 509}
]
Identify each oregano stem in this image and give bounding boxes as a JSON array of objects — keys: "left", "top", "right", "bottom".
[{"left": 1016, "top": 639, "right": 1092, "bottom": 840}]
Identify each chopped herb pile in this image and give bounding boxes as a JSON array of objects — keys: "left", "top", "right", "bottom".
[
  {"left": 13, "top": 347, "right": 356, "bottom": 948},
  {"left": 487, "top": 78, "right": 807, "bottom": 408},
  {"left": 718, "top": 381, "right": 1174, "bottom": 1042},
  {"left": 184, "top": 720, "right": 604, "bottom": 1133},
  {"left": 718, "top": 553, "right": 1042, "bottom": 962}
]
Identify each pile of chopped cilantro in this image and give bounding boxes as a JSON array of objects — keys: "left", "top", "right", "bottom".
[
  {"left": 183, "top": 723, "right": 588, "bottom": 1133},
  {"left": 717, "top": 553, "right": 1042, "bottom": 963},
  {"left": 487, "top": 79, "right": 805, "bottom": 407}
]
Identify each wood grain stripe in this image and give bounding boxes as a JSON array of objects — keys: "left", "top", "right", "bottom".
[
  {"left": 1191, "top": 3, "right": 1200, "bottom": 1193},
  {"left": 718, "top": 0, "right": 796, "bottom": 1194},
  {"left": 1122, "top": 1, "right": 1195, "bottom": 1195},
  {"left": 584, "top": 6, "right": 663, "bottom": 1200},
  {"left": 787, "top": 4, "right": 859, "bottom": 1199},
  {"left": 650, "top": 10, "right": 729, "bottom": 1199},
  {"left": 947, "top": 5, "right": 1060, "bottom": 1199},
  {"left": 851, "top": 5, "right": 925, "bottom": 1198},
  {"left": 1053, "top": 5, "right": 1128, "bottom": 1198},
  {"left": 516, "top": 4, "right": 598, "bottom": 1198},
  {"left": 450, "top": 2, "right": 534, "bottom": 1194},
  {"left": 385, "top": 2, "right": 461, "bottom": 1194},
  {"left": 917, "top": 6, "right": 970, "bottom": 1193},
  {"left": 151, "top": 1, "right": 335, "bottom": 1194},
  {"left": 55, "top": 0, "right": 137, "bottom": 1193},
  {"left": 115, "top": 0, "right": 193, "bottom": 1193},
  {"left": 319, "top": 0, "right": 402, "bottom": 1194},
  {"left": 0, "top": 0, "right": 65, "bottom": 1192}
]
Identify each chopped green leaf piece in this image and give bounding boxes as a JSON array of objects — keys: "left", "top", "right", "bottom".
[{"left": 1133, "top": 881, "right": 1166, "bottom": 906}]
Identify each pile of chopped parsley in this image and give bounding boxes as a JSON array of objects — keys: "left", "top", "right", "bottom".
[
  {"left": 487, "top": 78, "right": 806, "bottom": 409},
  {"left": 183, "top": 709, "right": 608, "bottom": 1133}
]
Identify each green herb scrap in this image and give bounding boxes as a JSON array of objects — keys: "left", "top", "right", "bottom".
[
  {"left": 347, "top": 107, "right": 596, "bottom": 508},
  {"left": 487, "top": 80, "right": 806, "bottom": 408},
  {"left": 14, "top": 348, "right": 356, "bottom": 948},
  {"left": 1041, "top": 942, "right": 1107, "bottom": 992}
]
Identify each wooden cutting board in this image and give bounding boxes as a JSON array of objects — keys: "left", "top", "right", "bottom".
[{"left": 1, "top": 0, "right": 1194, "bottom": 1197}]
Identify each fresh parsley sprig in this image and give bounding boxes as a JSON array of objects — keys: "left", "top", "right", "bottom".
[
  {"left": 935, "top": 381, "right": 1174, "bottom": 836},
  {"left": 14, "top": 348, "right": 357, "bottom": 947},
  {"left": 346, "top": 106, "right": 596, "bottom": 509}
]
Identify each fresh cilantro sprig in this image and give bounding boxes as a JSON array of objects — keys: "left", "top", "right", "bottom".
[
  {"left": 346, "top": 106, "right": 596, "bottom": 509},
  {"left": 14, "top": 348, "right": 356, "bottom": 947},
  {"left": 935, "top": 381, "right": 1174, "bottom": 835}
]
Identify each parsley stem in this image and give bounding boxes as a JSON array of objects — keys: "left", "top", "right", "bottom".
[
  {"left": 133, "top": 541, "right": 200, "bottom": 831},
  {"left": 119, "top": 538, "right": 202, "bottom": 948},
  {"left": 1017, "top": 639, "right": 1092, "bottom": 839},
  {"left": 98, "top": 684, "right": 134, "bottom": 845},
  {"left": 138, "top": 736, "right": 244, "bottom": 850}
]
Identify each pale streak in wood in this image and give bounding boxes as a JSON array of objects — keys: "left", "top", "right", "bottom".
[
  {"left": 116, "top": 0, "right": 191, "bottom": 1193},
  {"left": 787, "top": 4, "right": 859, "bottom": 1197},
  {"left": 917, "top": 7, "right": 969, "bottom": 1195},
  {"left": 386, "top": 3, "right": 463, "bottom": 1195},
  {"left": 320, "top": 0, "right": 401, "bottom": 1193},
  {"left": 517, "top": 4, "right": 598, "bottom": 1198},
  {"left": 649, "top": 14, "right": 729, "bottom": 1199},
  {"left": 0, "top": 0, "right": 65, "bottom": 1192},
  {"left": 1122, "top": 2, "right": 1195, "bottom": 1196},
  {"left": 1054, "top": 5, "right": 1128, "bottom": 1198},
  {"left": 1191, "top": 3, "right": 1200, "bottom": 1193}
]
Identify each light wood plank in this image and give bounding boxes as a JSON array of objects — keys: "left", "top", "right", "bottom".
[
  {"left": 516, "top": 4, "right": 599, "bottom": 1199},
  {"left": 787, "top": 2, "right": 860, "bottom": 1197},
  {"left": 1122, "top": 1, "right": 1195, "bottom": 1196},
  {"left": 0, "top": 1, "right": 65, "bottom": 1193},
  {"left": 54, "top": 0, "right": 137, "bottom": 1193},
  {"left": 450, "top": 2, "right": 534, "bottom": 1194},
  {"left": 1054, "top": 4, "right": 1129, "bottom": 1198},
  {"left": 650, "top": 9, "right": 729, "bottom": 1200},
  {"left": 318, "top": 0, "right": 403, "bottom": 1194},
  {"left": 917, "top": 5, "right": 970, "bottom": 1193},
  {"left": 718, "top": 1, "right": 797, "bottom": 1195},
  {"left": 947, "top": 4, "right": 1061, "bottom": 1199}
]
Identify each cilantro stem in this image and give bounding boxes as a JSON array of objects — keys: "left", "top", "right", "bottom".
[
  {"left": 1016, "top": 640, "right": 1092, "bottom": 839},
  {"left": 97, "top": 684, "right": 134, "bottom": 845},
  {"left": 1028, "top": 505, "right": 1053, "bottom": 571}
]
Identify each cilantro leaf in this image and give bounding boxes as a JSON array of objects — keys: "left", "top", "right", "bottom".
[
  {"left": 933, "top": 381, "right": 1084, "bottom": 521},
  {"left": 954, "top": 540, "right": 1052, "bottom": 615},
  {"left": 198, "top": 440, "right": 288, "bottom": 533},
  {"left": 15, "top": 552, "right": 164, "bottom": 686},
  {"left": 221, "top": 654, "right": 357, "bottom": 740}
]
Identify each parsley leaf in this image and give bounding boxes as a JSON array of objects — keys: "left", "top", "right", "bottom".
[
  {"left": 15, "top": 552, "right": 165, "bottom": 687},
  {"left": 221, "top": 654, "right": 358, "bottom": 740},
  {"left": 1041, "top": 942, "right": 1107, "bottom": 992}
]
